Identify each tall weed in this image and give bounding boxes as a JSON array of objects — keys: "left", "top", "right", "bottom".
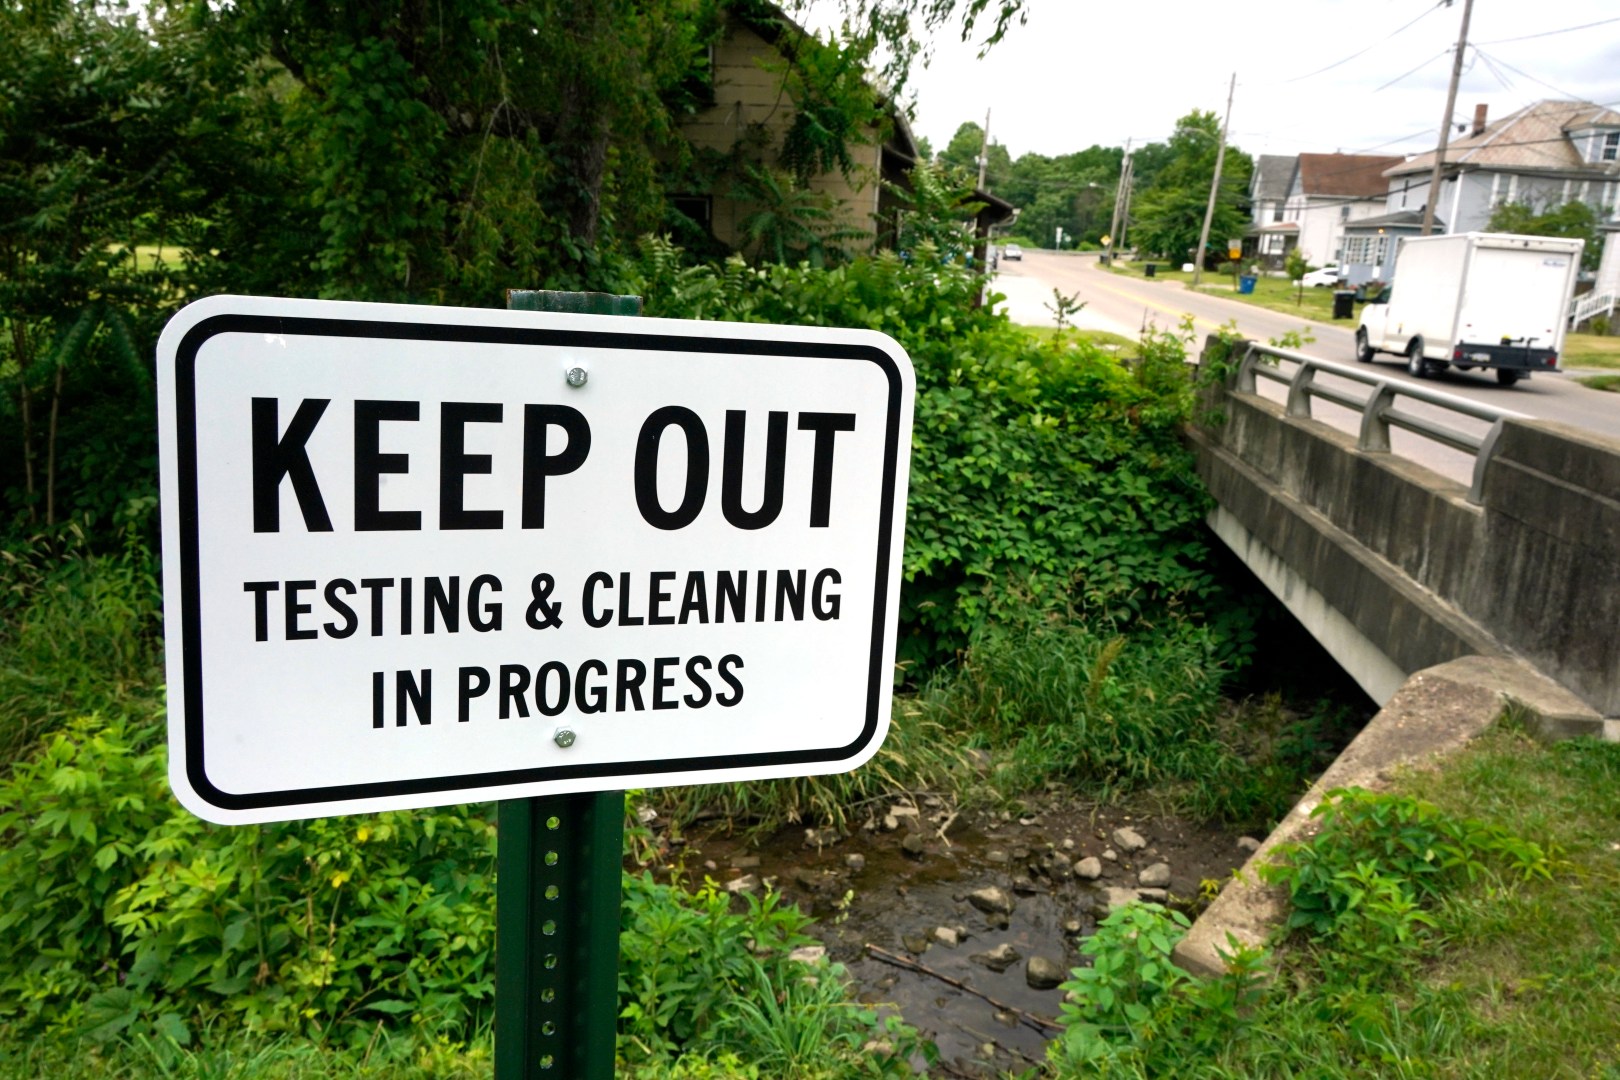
[
  {"left": 0, "top": 525, "right": 161, "bottom": 762},
  {"left": 917, "top": 619, "right": 1230, "bottom": 801}
]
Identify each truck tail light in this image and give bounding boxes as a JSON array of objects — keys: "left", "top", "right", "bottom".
[{"left": 1453, "top": 346, "right": 1463, "bottom": 360}]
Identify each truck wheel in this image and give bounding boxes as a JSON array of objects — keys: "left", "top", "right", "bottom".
[
  {"left": 1496, "top": 369, "right": 1521, "bottom": 387},
  {"left": 1406, "top": 339, "right": 1429, "bottom": 378},
  {"left": 1355, "top": 328, "right": 1375, "bottom": 363}
]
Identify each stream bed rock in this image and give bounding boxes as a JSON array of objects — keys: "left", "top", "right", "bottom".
[{"left": 660, "top": 796, "right": 1252, "bottom": 1076}]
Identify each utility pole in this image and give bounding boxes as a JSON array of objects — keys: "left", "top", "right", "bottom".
[
  {"left": 1118, "top": 153, "right": 1136, "bottom": 253},
  {"left": 1421, "top": 0, "right": 1474, "bottom": 236},
  {"left": 1192, "top": 72, "right": 1236, "bottom": 289},
  {"left": 1106, "top": 138, "right": 1132, "bottom": 264},
  {"left": 976, "top": 108, "right": 991, "bottom": 191}
]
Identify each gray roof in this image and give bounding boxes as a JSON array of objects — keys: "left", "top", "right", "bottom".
[
  {"left": 1342, "top": 209, "right": 1441, "bottom": 232},
  {"left": 1252, "top": 154, "right": 1297, "bottom": 201},
  {"left": 1387, "top": 100, "right": 1620, "bottom": 177}
]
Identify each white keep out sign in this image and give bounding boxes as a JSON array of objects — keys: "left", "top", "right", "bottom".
[{"left": 157, "top": 295, "right": 914, "bottom": 824}]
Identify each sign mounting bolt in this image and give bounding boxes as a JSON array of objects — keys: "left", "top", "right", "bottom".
[
  {"left": 553, "top": 728, "right": 576, "bottom": 749},
  {"left": 566, "top": 366, "right": 588, "bottom": 388}
]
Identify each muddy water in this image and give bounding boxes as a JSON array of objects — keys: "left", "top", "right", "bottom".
[{"left": 671, "top": 799, "right": 1256, "bottom": 1076}]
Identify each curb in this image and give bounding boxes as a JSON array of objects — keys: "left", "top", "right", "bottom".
[{"left": 1172, "top": 654, "right": 1606, "bottom": 978}]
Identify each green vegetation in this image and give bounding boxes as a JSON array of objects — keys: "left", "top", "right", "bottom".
[
  {"left": 1563, "top": 331, "right": 1620, "bottom": 370},
  {"left": 1577, "top": 374, "right": 1620, "bottom": 392},
  {"left": 1044, "top": 721, "right": 1620, "bottom": 1077},
  {"left": 1487, "top": 199, "right": 1604, "bottom": 271},
  {"left": 0, "top": 3, "right": 1392, "bottom": 1075}
]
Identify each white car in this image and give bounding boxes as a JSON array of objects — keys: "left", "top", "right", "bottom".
[
  {"left": 1002, "top": 244, "right": 1023, "bottom": 261},
  {"left": 1299, "top": 264, "right": 1343, "bottom": 287}
]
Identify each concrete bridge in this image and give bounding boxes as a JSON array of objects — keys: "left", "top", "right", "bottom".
[
  {"left": 1174, "top": 337, "right": 1619, "bottom": 976},
  {"left": 1189, "top": 338, "right": 1620, "bottom": 725}
]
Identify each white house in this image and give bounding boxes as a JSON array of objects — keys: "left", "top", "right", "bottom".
[
  {"left": 1346, "top": 101, "right": 1620, "bottom": 290},
  {"left": 1247, "top": 154, "right": 1297, "bottom": 268},
  {"left": 1279, "top": 153, "right": 1403, "bottom": 268},
  {"left": 1379, "top": 101, "right": 1620, "bottom": 235}
]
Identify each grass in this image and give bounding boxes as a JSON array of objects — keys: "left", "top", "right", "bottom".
[
  {"left": 1017, "top": 324, "right": 1141, "bottom": 355},
  {"left": 1563, "top": 332, "right": 1620, "bottom": 370},
  {"left": 0, "top": 528, "right": 163, "bottom": 763},
  {"left": 1577, "top": 373, "right": 1620, "bottom": 392},
  {"left": 1105, "top": 260, "right": 1366, "bottom": 324},
  {"left": 1086, "top": 720, "right": 1620, "bottom": 1078}
]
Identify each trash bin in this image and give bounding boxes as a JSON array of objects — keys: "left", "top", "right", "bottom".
[
  {"left": 1238, "top": 274, "right": 1257, "bottom": 295},
  {"left": 1332, "top": 290, "right": 1355, "bottom": 319},
  {"left": 1099, "top": 255, "right": 1111, "bottom": 266},
  {"left": 1144, "top": 263, "right": 1157, "bottom": 278}
]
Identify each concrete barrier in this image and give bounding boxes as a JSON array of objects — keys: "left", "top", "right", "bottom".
[
  {"left": 1192, "top": 342, "right": 1620, "bottom": 719},
  {"left": 1173, "top": 655, "right": 1606, "bottom": 978}
]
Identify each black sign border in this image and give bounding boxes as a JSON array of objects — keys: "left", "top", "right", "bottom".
[{"left": 171, "top": 310, "right": 905, "bottom": 812}]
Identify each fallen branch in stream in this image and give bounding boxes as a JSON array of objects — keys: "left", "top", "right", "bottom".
[{"left": 862, "top": 943, "right": 1063, "bottom": 1036}]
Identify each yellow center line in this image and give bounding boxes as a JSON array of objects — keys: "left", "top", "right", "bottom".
[{"left": 1074, "top": 270, "right": 1230, "bottom": 336}]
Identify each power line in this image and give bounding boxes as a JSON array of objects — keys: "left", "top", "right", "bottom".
[
  {"left": 1471, "top": 47, "right": 1596, "bottom": 105},
  {"left": 1372, "top": 49, "right": 1451, "bottom": 93},
  {"left": 1476, "top": 16, "right": 1620, "bottom": 45},
  {"left": 1280, "top": 1, "right": 1446, "bottom": 84}
]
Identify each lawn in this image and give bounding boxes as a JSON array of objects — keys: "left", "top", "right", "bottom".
[
  {"left": 1562, "top": 332, "right": 1620, "bottom": 370},
  {"left": 1016, "top": 324, "right": 1140, "bottom": 356},
  {"left": 1104, "top": 260, "right": 1364, "bottom": 324}
]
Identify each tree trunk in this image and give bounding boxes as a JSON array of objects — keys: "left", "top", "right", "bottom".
[
  {"left": 46, "top": 362, "right": 63, "bottom": 527},
  {"left": 12, "top": 319, "right": 37, "bottom": 524}
]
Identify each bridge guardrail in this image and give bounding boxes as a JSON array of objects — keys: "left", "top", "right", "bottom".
[{"left": 1230, "top": 342, "right": 1530, "bottom": 505}]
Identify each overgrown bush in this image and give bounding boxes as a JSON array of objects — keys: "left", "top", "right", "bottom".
[
  {"left": 0, "top": 710, "right": 911, "bottom": 1074},
  {"left": 0, "top": 526, "right": 162, "bottom": 761},
  {"left": 630, "top": 238, "right": 1233, "bottom": 675},
  {"left": 1262, "top": 787, "right": 1555, "bottom": 981}
]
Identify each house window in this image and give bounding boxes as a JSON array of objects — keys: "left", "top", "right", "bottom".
[
  {"left": 1272, "top": 205, "right": 1283, "bottom": 223},
  {"left": 1603, "top": 132, "right": 1619, "bottom": 162},
  {"left": 1340, "top": 206, "right": 1350, "bottom": 220}
]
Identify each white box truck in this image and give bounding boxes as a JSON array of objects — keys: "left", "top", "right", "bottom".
[{"left": 1354, "top": 232, "right": 1583, "bottom": 387}]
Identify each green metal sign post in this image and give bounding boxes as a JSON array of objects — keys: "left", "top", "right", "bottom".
[{"left": 494, "top": 289, "right": 640, "bottom": 1079}]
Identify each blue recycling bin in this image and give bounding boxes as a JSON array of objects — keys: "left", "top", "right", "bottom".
[{"left": 1238, "top": 275, "right": 1257, "bottom": 295}]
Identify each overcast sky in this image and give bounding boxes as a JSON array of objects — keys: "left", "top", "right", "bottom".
[{"left": 813, "top": 1, "right": 1620, "bottom": 163}]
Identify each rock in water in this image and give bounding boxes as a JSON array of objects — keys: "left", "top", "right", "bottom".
[
  {"left": 969, "top": 942, "right": 1021, "bottom": 972},
  {"left": 1026, "top": 956, "right": 1067, "bottom": 989},
  {"left": 966, "top": 886, "right": 1017, "bottom": 916}
]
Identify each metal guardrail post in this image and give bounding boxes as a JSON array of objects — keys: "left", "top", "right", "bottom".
[
  {"left": 1357, "top": 383, "right": 1396, "bottom": 453},
  {"left": 1235, "top": 344, "right": 1260, "bottom": 394},
  {"left": 1469, "top": 419, "right": 1508, "bottom": 505},
  {"left": 1285, "top": 364, "right": 1316, "bottom": 419},
  {"left": 494, "top": 288, "right": 639, "bottom": 1080}
]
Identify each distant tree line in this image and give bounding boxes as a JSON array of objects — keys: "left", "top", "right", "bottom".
[{"left": 931, "top": 110, "right": 1253, "bottom": 261}]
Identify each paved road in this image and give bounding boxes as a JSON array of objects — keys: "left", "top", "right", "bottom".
[{"left": 993, "top": 251, "right": 1620, "bottom": 484}]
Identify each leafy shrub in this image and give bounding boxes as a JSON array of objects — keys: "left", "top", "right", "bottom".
[
  {"left": 630, "top": 238, "right": 1232, "bottom": 674},
  {"left": 0, "top": 708, "right": 910, "bottom": 1074},
  {"left": 1050, "top": 902, "right": 1267, "bottom": 1074},
  {"left": 618, "top": 873, "right": 817, "bottom": 1061},
  {"left": 1262, "top": 787, "right": 1555, "bottom": 981},
  {"left": 0, "top": 710, "right": 500, "bottom": 1045}
]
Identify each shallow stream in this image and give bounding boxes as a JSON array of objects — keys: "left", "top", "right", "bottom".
[{"left": 670, "top": 797, "right": 1257, "bottom": 1075}]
